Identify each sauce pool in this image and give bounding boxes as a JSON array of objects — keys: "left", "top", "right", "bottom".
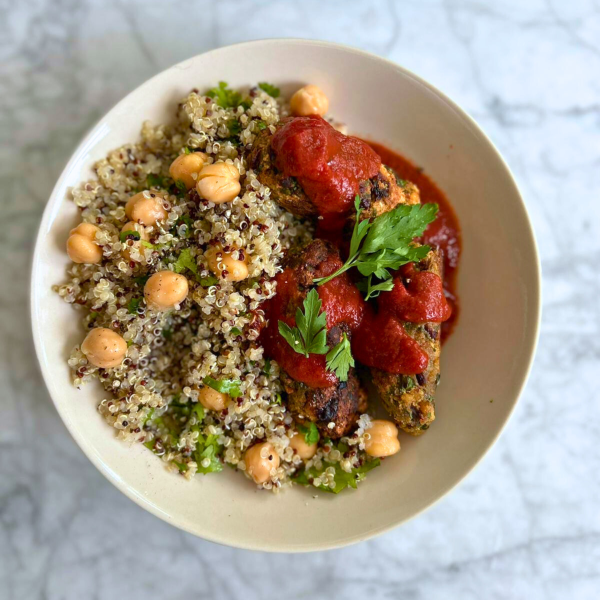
[{"left": 366, "top": 142, "right": 462, "bottom": 342}]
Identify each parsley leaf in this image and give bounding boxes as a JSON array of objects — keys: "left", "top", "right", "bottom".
[
  {"left": 172, "top": 214, "right": 194, "bottom": 237},
  {"left": 172, "top": 248, "right": 198, "bottom": 275},
  {"left": 356, "top": 273, "right": 395, "bottom": 300},
  {"left": 264, "top": 358, "right": 271, "bottom": 376},
  {"left": 258, "top": 82, "right": 280, "bottom": 98},
  {"left": 146, "top": 173, "right": 165, "bottom": 188},
  {"left": 293, "top": 459, "right": 380, "bottom": 493},
  {"left": 202, "top": 376, "right": 242, "bottom": 398},
  {"left": 206, "top": 81, "right": 247, "bottom": 109},
  {"left": 314, "top": 197, "right": 438, "bottom": 288},
  {"left": 230, "top": 327, "right": 242, "bottom": 336},
  {"left": 255, "top": 120, "right": 267, "bottom": 131},
  {"left": 119, "top": 230, "right": 141, "bottom": 243},
  {"left": 227, "top": 119, "right": 242, "bottom": 137},
  {"left": 325, "top": 333, "right": 354, "bottom": 382},
  {"left": 174, "top": 179, "right": 187, "bottom": 193},
  {"left": 127, "top": 297, "right": 142, "bottom": 314},
  {"left": 199, "top": 275, "right": 219, "bottom": 287},
  {"left": 297, "top": 422, "right": 320, "bottom": 445},
  {"left": 133, "top": 275, "right": 149, "bottom": 287},
  {"left": 194, "top": 433, "right": 223, "bottom": 474},
  {"left": 278, "top": 289, "right": 328, "bottom": 358}
]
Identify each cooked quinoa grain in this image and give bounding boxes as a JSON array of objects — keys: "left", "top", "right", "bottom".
[{"left": 55, "top": 82, "right": 381, "bottom": 493}]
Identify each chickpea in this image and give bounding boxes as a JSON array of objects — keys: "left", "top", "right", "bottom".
[
  {"left": 144, "top": 271, "right": 189, "bottom": 311},
  {"left": 364, "top": 420, "right": 401, "bottom": 458},
  {"left": 289, "top": 431, "right": 318, "bottom": 460},
  {"left": 125, "top": 191, "right": 167, "bottom": 225},
  {"left": 81, "top": 327, "right": 127, "bottom": 369},
  {"left": 290, "top": 84, "right": 329, "bottom": 117},
  {"left": 169, "top": 151, "right": 207, "bottom": 190},
  {"left": 66, "top": 223, "right": 102, "bottom": 264},
  {"left": 196, "top": 162, "right": 241, "bottom": 204},
  {"left": 244, "top": 442, "right": 280, "bottom": 485},
  {"left": 196, "top": 386, "right": 230, "bottom": 411},
  {"left": 120, "top": 221, "right": 148, "bottom": 260},
  {"left": 205, "top": 245, "right": 248, "bottom": 282}
]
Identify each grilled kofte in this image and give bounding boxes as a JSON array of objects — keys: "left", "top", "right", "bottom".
[
  {"left": 256, "top": 115, "right": 453, "bottom": 437},
  {"left": 261, "top": 240, "right": 367, "bottom": 439}
]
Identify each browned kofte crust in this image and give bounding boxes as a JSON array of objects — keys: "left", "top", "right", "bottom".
[
  {"left": 277, "top": 240, "right": 368, "bottom": 438},
  {"left": 370, "top": 249, "right": 443, "bottom": 436},
  {"left": 248, "top": 126, "right": 420, "bottom": 220}
]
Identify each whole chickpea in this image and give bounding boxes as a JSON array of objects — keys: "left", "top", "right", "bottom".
[
  {"left": 144, "top": 271, "right": 189, "bottom": 311},
  {"left": 66, "top": 223, "right": 102, "bottom": 264},
  {"left": 120, "top": 221, "right": 148, "bottom": 260},
  {"left": 205, "top": 245, "right": 248, "bottom": 282},
  {"left": 169, "top": 151, "right": 207, "bottom": 190},
  {"left": 244, "top": 442, "right": 280, "bottom": 485},
  {"left": 81, "top": 327, "right": 127, "bottom": 369},
  {"left": 125, "top": 191, "right": 167, "bottom": 225},
  {"left": 289, "top": 431, "right": 318, "bottom": 460},
  {"left": 364, "top": 420, "right": 401, "bottom": 458},
  {"left": 196, "top": 162, "right": 241, "bottom": 204},
  {"left": 290, "top": 84, "right": 329, "bottom": 117},
  {"left": 196, "top": 386, "right": 230, "bottom": 411}
]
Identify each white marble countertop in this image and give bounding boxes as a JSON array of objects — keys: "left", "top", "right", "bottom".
[{"left": 2, "top": 0, "right": 599, "bottom": 598}]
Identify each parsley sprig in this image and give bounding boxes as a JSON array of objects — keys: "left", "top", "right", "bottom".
[
  {"left": 277, "top": 290, "right": 354, "bottom": 382},
  {"left": 278, "top": 289, "right": 328, "bottom": 358},
  {"left": 325, "top": 333, "right": 354, "bottom": 382},
  {"left": 314, "top": 197, "right": 438, "bottom": 296}
]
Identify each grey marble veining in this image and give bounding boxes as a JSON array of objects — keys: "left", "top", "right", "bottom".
[{"left": 1, "top": 0, "right": 599, "bottom": 598}]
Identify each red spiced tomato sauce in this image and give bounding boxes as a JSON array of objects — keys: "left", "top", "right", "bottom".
[
  {"left": 366, "top": 142, "right": 461, "bottom": 342},
  {"left": 272, "top": 116, "right": 381, "bottom": 230}
]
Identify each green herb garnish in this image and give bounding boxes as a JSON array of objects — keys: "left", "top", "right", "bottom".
[
  {"left": 227, "top": 119, "right": 242, "bottom": 137},
  {"left": 278, "top": 289, "right": 328, "bottom": 358},
  {"left": 119, "top": 230, "right": 141, "bottom": 243},
  {"left": 202, "top": 376, "right": 242, "bottom": 399},
  {"left": 231, "top": 327, "right": 242, "bottom": 336},
  {"left": 146, "top": 173, "right": 165, "bottom": 188},
  {"left": 273, "top": 392, "right": 282, "bottom": 405},
  {"left": 258, "top": 82, "right": 280, "bottom": 98},
  {"left": 127, "top": 297, "right": 142, "bottom": 314},
  {"left": 206, "top": 81, "right": 247, "bottom": 109},
  {"left": 293, "top": 459, "right": 380, "bottom": 494},
  {"left": 325, "top": 333, "right": 354, "bottom": 382},
  {"left": 173, "top": 248, "right": 198, "bottom": 275},
  {"left": 256, "top": 121, "right": 267, "bottom": 131},
  {"left": 133, "top": 274, "right": 149, "bottom": 287},
  {"left": 140, "top": 240, "right": 155, "bottom": 249},
  {"left": 194, "top": 434, "right": 223, "bottom": 474},
  {"left": 264, "top": 358, "right": 271, "bottom": 376},
  {"left": 199, "top": 275, "right": 219, "bottom": 287},
  {"left": 314, "top": 196, "right": 437, "bottom": 289},
  {"left": 174, "top": 179, "right": 187, "bottom": 193},
  {"left": 355, "top": 273, "right": 395, "bottom": 301},
  {"left": 297, "top": 422, "right": 320, "bottom": 445}
]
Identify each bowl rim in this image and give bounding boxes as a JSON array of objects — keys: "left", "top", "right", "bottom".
[{"left": 30, "top": 38, "right": 542, "bottom": 552}]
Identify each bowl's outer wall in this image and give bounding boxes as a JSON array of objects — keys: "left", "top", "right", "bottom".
[{"left": 31, "top": 40, "right": 540, "bottom": 551}]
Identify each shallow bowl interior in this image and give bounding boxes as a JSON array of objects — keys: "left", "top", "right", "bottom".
[{"left": 31, "top": 39, "right": 540, "bottom": 551}]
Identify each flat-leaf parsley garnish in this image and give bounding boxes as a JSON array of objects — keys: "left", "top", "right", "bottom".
[
  {"left": 278, "top": 289, "right": 328, "bottom": 358},
  {"left": 314, "top": 197, "right": 438, "bottom": 292},
  {"left": 297, "top": 422, "right": 320, "bottom": 445},
  {"left": 258, "top": 82, "right": 281, "bottom": 98},
  {"left": 202, "top": 376, "right": 242, "bottom": 398},
  {"left": 325, "top": 333, "right": 354, "bottom": 382},
  {"left": 173, "top": 248, "right": 198, "bottom": 275},
  {"left": 207, "top": 81, "right": 249, "bottom": 109},
  {"left": 119, "top": 230, "right": 141, "bottom": 243},
  {"left": 293, "top": 458, "right": 381, "bottom": 494}
]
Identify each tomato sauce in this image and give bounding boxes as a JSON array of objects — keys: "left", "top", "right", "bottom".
[
  {"left": 366, "top": 142, "right": 461, "bottom": 341},
  {"left": 272, "top": 116, "right": 381, "bottom": 230}
]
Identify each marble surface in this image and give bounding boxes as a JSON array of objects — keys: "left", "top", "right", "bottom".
[{"left": 1, "top": 0, "right": 599, "bottom": 598}]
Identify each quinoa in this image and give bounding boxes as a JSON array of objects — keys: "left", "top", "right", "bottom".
[{"left": 55, "top": 82, "right": 377, "bottom": 493}]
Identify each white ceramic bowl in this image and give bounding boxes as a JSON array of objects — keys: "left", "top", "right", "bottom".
[{"left": 31, "top": 39, "right": 540, "bottom": 551}]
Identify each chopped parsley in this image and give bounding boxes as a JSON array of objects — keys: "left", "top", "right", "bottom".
[
  {"left": 258, "top": 82, "right": 280, "bottom": 98},
  {"left": 199, "top": 275, "right": 219, "bottom": 287},
  {"left": 174, "top": 179, "right": 187, "bottom": 193},
  {"left": 119, "top": 230, "right": 140, "bottom": 243},
  {"left": 172, "top": 215, "right": 194, "bottom": 238},
  {"left": 194, "top": 433, "right": 223, "bottom": 474},
  {"left": 133, "top": 274, "right": 149, "bottom": 287},
  {"left": 314, "top": 196, "right": 438, "bottom": 291},
  {"left": 227, "top": 119, "right": 242, "bottom": 137},
  {"left": 206, "top": 81, "right": 249, "bottom": 109},
  {"left": 273, "top": 392, "right": 282, "bottom": 405},
  {"left": 172, "top": 248, "right": 198, "bottom": 275},
  {"left": 325, "top": 333, "right": 354, "bottom": 382},
  {"left": 264, "top": 358, "right": 271, "bottom": 376},
  {"left": 230, "top": 327, "right": 242, "bottom": 336},
  {"left": 146, "top": 173, "right": 166, "bottom": 188},
  {"left": 127, "top": 297, "right": 142, "bottom": 314},
  {"left": 255, "top": 120, "right": 267, "bottom": 131},
  {"left": 202, "top": 376, "right": 242, "bottom": 398},
  {"left": 278, "top": 289, "right": 328, "bottom": 358},
  {"left": 293, "top": 459, "right": 380, "bottom": 494},
  {"left": 297, "top": 422, "right": 320, "bottom": 445}
]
